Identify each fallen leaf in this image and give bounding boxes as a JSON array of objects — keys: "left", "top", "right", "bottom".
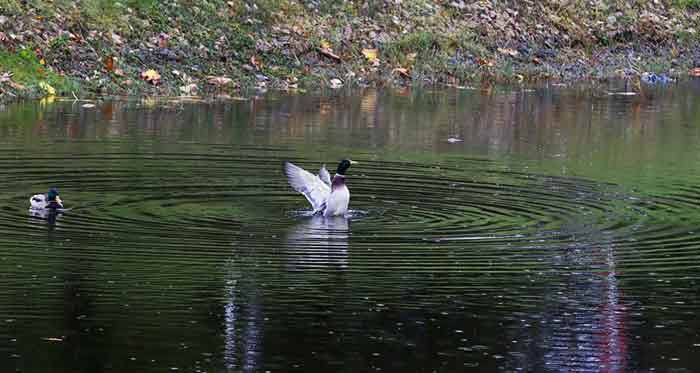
[
  {"left": 476, "top": 57, "right": 494, "bottom": 67},
  {"left": 104, "top": 56, "right": 114, "bottom": 72},
  {"left": 140, "top": 69, "right": 161, "bottom": 85},
  {"left": 362, "top": 48, "right": 378, "bottom": 63},
  {"left": 392, "top": 67, "right": 410, "bottom": 78},
  {"left": 39, "top": 58, "right": 45, "bottom": 65},
  {"left": 320, "top": 40, "right": 331, "bottom": 50},
  {"left": 497, "top": 47, "right": 519, "bottom": 57},
  {"left": 38, "top": 81, "right": 56, "bottom": 96},
  {"left": 111, "top": 33, "right": 123, "bottom": 45},
  {"left": 113, "top": 68, "right": 125, "bottom": 77},
  {"left": 319, "top": 47, "right": 341, "bottom": 62},
  {"left": 690, "top": 68, "right": 700, "bottom": 77},
  {"left": 206, "top": 76, "right": 232, "bottom": 86},
  {"left": 250, "top": 56, "right": 263, "bottom": 70},
  {"left": 8, "top": 81, "right": 26, "bottom": 90},
  {"left": 82, "top": 103, "right": 96, "bottom": 108}
]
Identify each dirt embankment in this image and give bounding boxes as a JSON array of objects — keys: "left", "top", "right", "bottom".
[{"left": 1, "top": 0, "right": 700, "bottom": 100}]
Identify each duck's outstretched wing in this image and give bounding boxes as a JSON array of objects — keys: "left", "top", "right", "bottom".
[
  {"left": 318, "top": 165, "right": 331, "bottom": 187},
  {"left": 283, "top": 161, "right": 331, "bottom": 212}
]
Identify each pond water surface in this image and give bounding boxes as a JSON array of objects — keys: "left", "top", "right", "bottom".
[{"left": 1, "top": 83, "right": 700, "bottom": 372}]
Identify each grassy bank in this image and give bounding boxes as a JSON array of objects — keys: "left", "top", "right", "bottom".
[{"left": 1, "top": 0, "right": 700, "bottom": 100}]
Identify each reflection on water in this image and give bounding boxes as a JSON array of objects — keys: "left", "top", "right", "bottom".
[
  {"left": 28, "top": 207, "right": 61, "bottom": 225},
  {"left": 285, "top": 215, "right": 349, "bottom": 271},
  {"left": 224, "top": 274, "right": 262, "bottom": 373},
  {"left": 504, "top": 246, "right": 629, "bottom": 372},
  {"left": 1, "top": 83, "right": 700, "bottom": 372}
]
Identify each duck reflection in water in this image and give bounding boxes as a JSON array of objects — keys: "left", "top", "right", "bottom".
[
  {"left": 28, "top": 205, "right": 62, "bottom": 226},
  {"left": 285, "top": 215, "right": 349, "bottom": 271}
]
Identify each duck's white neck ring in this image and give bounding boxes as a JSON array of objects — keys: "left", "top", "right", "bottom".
[{"left": 335, "top": 173, "right": 345, "bottom": 178}]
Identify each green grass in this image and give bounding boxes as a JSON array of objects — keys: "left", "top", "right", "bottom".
[
  {"left": 0, "top": 48, "right": 76, "bottom": 95},
  {"left": 675, "top": 0, "right": 700, "bottom": 9}
]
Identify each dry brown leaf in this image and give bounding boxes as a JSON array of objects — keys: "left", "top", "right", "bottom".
[
  {"left": 319, "top": 47, "right": 341, "bottom": 62},
  {"left": 250, "top": 56, "right": 263, "bottom": 70},
  {"left": 476, "top": 57, "right": 494, "bottom": 67},
  {"left": 497, "top": 47, "right": 519, "bottom": 57},
  {"left": 104, "top": 56, "right": 114, "bottom": 72},
  {"left": 206, "top": 76, "right": 233, "bottom": 86},
  {"left": 392, "top": 67, "right": 410, "bottom": 78},
  {"left": 8, "top": 81, "right": 26, "bottom": 90},
  {"left": 140, "top": 69, "right": 161, "bottom": 85}
]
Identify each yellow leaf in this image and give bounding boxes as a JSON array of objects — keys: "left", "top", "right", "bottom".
[
  {"left": 362, "top": 48, "right": 378, "bottom": 62},
  {"left": 140, "top": 69, "right": 161, "bottom": 85},
  {"left": 320, "top": 40, "right": 331, "bottom": 49},
  {"left": 38, "top": 81, "right": 56, "bottom": 96},
  {"left": 39, "top": 58, "right": 45, "bottom": 65}
]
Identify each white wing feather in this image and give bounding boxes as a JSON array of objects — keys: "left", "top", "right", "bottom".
[
  {"left": 284, "top": 161, "right": 331, "bottom": 212},
  {"left": 318, "top": 165, "right": 331, "bottom": 186},
  {"left": 30, "top": 194, "right": 47, "bottom": 209}
]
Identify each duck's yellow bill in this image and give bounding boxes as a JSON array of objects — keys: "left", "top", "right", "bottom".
[{"left": 349, "top": 160, "right": 359, "bottom": 165}]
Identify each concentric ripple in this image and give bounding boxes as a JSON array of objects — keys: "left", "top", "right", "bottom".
[{"left": 0, "top": 147, "right": 678, "bottom": 273}]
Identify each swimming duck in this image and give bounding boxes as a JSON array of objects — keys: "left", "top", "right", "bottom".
[
  {"left": 30, "top": 188, "right": 63, "bottom": 209},
  {"left": 284, "top": 159, "right": 356, "bottom": 217}
]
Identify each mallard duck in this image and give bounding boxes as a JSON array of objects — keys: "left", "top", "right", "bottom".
[
  {"left": 30, "top": 187, "right": 63, "bottom": 209},
  {"left": 284, "top": 159, "right": 357, "bottom": 217}
]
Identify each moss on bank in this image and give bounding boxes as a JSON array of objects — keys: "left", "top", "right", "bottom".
[{"left": 1, "top": 0, "right": 700, "bottom": 101}]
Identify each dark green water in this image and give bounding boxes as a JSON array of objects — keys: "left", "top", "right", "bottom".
[{"left": 1, "top": 84, "right": 700, "bottom": 372}]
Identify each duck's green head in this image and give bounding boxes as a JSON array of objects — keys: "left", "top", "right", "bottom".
[
  {"left": 47, "top": 188, "right": 59, "bottom": 201},
  {"left": 336, "top": 159, "right": 357, "bottom": 176}
]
